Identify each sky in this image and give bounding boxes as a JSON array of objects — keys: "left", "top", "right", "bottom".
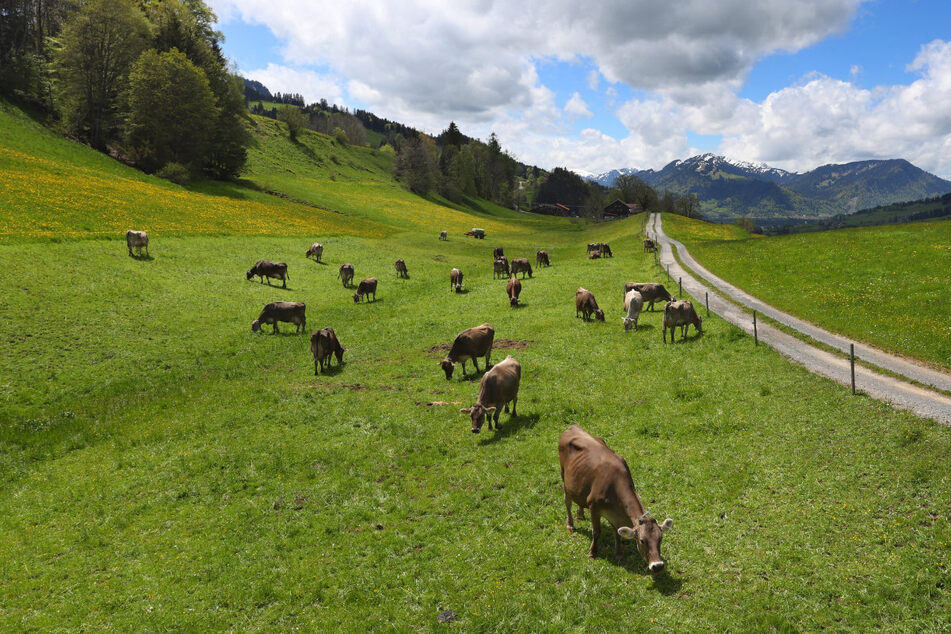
[{"left": 208, "top": 0, "right": 951, "bottom": 178}]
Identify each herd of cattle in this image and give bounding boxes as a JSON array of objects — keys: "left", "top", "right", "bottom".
[{"left": 125, "top": 227, "right": 689, "bottom": 570}]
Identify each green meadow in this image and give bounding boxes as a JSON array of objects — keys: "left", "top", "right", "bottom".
[
  {"left": 663, "top": 213, "right": 951, "bottom": 370},
  {"left": 2, "top": 101, "right": 950, "bottom": 631}
]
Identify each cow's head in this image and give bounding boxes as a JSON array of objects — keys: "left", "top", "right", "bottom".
[
  {"left": 510, "top": 295, "right": 519, "bottom": 307},
  {"left": 695, "top": 315, "right": 703, "bottom": 333},
  {"left": 455, "top": 282, "right": 463, "bottom": 293},
  {"left": 461, "top": 403, "right": 495, "bottom": 433},
  {"left": 617, "top": 513, "right": 673, "bottom": 573},
  {"left": 251, "top": 319, "right": 262, "bottom": 332},
  {"left": 623, "top": 317, "right": 633, "bottom": 331},
  {"left": 440, "top": 359, "right": 455, "bottom": 380},
  {"left": 246, "top": 269, "right": 255, "bottom": 280},
  {"left": 594, "top": 309, "right": 605, "bottom": 321},
  {"left": 353, "top": 292, "right": 361, "bottom": 303}
]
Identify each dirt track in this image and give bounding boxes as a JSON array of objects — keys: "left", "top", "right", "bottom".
[{"left": 648, "top": 213, "right": 951, "bottom": 426}]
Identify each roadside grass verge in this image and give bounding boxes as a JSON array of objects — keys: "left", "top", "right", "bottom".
[
  {"left": 2, "top": 224, "right": 950, "bottom": 630},
  {"left": 662, "top": 213, "right": 951, "bottom": 370}
]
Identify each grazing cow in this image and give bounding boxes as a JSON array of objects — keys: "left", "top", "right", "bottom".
[
  {"left": 536, "top": 250, "right": 550, "bottom": 267},
  {"left": 450, "top": 268, "right": 464, "bottom": 292},
  {"left": 338, "top": 263, "right": 355, "bottom": 287},
  {"left": 440, "top": 323, "right": 494, "bottom": 380},
  {"left": 251, "top": 301, "right": 306, "bottom": 334},
  {"left": 310, "top": 327, "right": 345, "bottom": 374},
  {"left": 305, "top": 242, "right": 323, "bottom": 262},
  {"left": 246, "top": 260, "right": 289, "bottom": 288},
  {"left": 394, "top": 258, "right": 408, "bottom": 278},
  {"left": 493, "top": 246, "right": 505, "bottom": 259},
  {"left": 439, "top": 230, "right": 448, "bottom": 241},
  {"left": 353, "top": 278, "right": 378, "bottom": 303},
  {"left": 461, "top": 355, "right": 521, "bottom": 433},
  {"left": 493, "top": 258, "right": 510, "bottom": 279},
  {"left": 510, "top": 258, "right": 533, "bottom": 279},
  {"left": 559, "top": 424, "right": 673, "bottom": 568},
  {"left": 588, "top": 251, "right": 601, "bottom": 260},
  {"left": 575, "top": 287, "right": 605, "bottom": 322},
  {"left": 125, "top": 230, "right": 149, "bottom": 257},
  {"left": 600, "top": 243, "right": 613, "bottom": 257},
  {"left": 643, "top": 238, "right": 656, "bottom": 253},
  {"left": 586, "top": 243, "right": 600, "bottom": 253},
  {"left": 506, "top": 276, "right": 522, "bottom": 307},
  {"left": 663, "top": 300, "right": 702, "bottom": 343},
  {"left": 624, "top": 282, "right": 674, "bottom": 312},
  {"left": 622, "top": 290, "right": 644, "bottom": 332}
]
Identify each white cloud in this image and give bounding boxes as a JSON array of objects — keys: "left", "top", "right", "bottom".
[
  {"left": 244, "top": 64, "right": 345, "bottom": 107},
  {"left": 564, "top": 92, "right": 592, "bottom": 118},
  {"left": 586, "top": 69, "right": 600, "bottom": 91}
]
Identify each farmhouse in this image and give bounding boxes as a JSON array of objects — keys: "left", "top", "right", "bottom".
[
  {"left": 529, "top": 203, "right": 577, "bottom": 217},
  {"left": 602, "top": 199, "right": 641, "bottom": 220}
]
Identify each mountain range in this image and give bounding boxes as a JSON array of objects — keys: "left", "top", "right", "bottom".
[{"left": 587, "top": 154, "right": 951, "bottom": 224}]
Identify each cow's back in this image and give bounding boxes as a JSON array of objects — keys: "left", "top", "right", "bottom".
[
  {"left": 450, "top": 323, "right": 494, "bottom": 359},
  {"left": 479, "top": 355, "right": 520, "bottom": 402},
  {"left": 560, "top": 425, "right": 629, "bottom": 503}
]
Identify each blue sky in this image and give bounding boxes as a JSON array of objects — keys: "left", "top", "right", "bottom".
[{"left": 210, "top": 0, "right": 951, "bottom": 178}]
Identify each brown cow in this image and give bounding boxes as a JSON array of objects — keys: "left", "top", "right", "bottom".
[
  {"left": 624, "top": 282, "right": 674, "bottom": 312},
  {"left": 600, "top": 243, "right": 613, "bottom": 257},
  {"left": 247, "top": 260, "right": 289, "bottom": 288},
  {"left": 306, "top": 242, "right": 323, "bottom": 261},
  {"left": 536, "top": 250, "right": 550, "bottom": 267},
  {"left": 310, "top": 327, "right": 345, "bottom": 374},
  {"left": 663, "top": 300, "right": 702, "bottom": 343},
  {"left": 510, "top": 258, "right": 533, "bottom": 279},
  {"left": 506, "top": 276, "right": 521, "bottom": 307},
  {"left": 338, "top": 263, "right": 355, "bottom": 287},
  {"left": 251, "top": 301, "right": 306, "bottom": 334},
  {"left": 394, "top": 258, "right": 408, "bottom": 278},
  {"left": 460, "top": 355, "right": 520, "bottom": 433},
  {"left": 493, "top": 246, "right": 505, "bottom": 259},
  {"left": 450, "top": 268, "right": 464, "bottom": 292},
  {"left": 559, "top": 425, "right": 673, "bottom": 569},
  {"left": 575, "top": 287, "right": 604, "bottom": 321},
  {"left": 493, "top": 257, "right": 510, "bottom": 279},
  {"left": 353, "top": 278, "right": 377, "bottom": 303},
  {"left": 126, "top": 230, "right": 149, "bottom": 257},
  {"left": 643, "top": 238, "right": 656, "bottom": 253},
  {"left": 439, "top": 323, "right": 494, "bottom": 380}
]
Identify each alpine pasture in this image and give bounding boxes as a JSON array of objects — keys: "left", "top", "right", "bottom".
[
  {"left": 663, "top": 213, "right": 951, "bottom": 370},
  {"left": 2, "top": 101, "right": 950, "bottom": 631}
]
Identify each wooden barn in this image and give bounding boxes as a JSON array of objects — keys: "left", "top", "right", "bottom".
[{"left": 602, "top": 199, "right": 641, "bottom": 220}]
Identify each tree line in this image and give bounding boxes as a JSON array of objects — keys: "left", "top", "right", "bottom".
[
  {"left": 531, "top": 168, "right": 702, "bottom": 219},
  {"left": 1, "top": 0, "right": 248, "bottom": 180}
]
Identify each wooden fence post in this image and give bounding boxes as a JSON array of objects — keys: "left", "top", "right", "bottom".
[
  {"left": 705, "top": 291, "right": 709, "bottom": 317},
  {"left": 753, "top": 310, "right": 758, "bottom": 345},
  {"left": 850, "top": 344, "right": 856, "bottom": 395}
]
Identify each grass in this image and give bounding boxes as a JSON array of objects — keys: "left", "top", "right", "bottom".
[
  {"left": 2, "top": 100, "right": 950, "bottom": 630},
  {"left": 663, "top": 213, "right": 951, "bottom": 370}
]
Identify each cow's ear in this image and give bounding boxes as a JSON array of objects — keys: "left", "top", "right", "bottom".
[
  {"left": 660, "top": 518, "right": 673, "bottom": 532},
  {"left": 459, "top": 408, "right": 470, "bottom": 414},
  {"left": 617, "top": 527, "right": 636, "bottom": 540},
  {"left": 485, "top": 406, "right": 496, "bottom": 413}
]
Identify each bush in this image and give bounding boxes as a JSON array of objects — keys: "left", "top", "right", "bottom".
[
  {"left": 156, "top": 162, "right": 191, "bottom": 185},
  {"left": 333, "top": 127, "right": 349, "bottom": 146}
]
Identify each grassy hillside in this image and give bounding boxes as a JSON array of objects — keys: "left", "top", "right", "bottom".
[
  {"left": 664, "top": 214, "right": 951, "bottom": 369},
  {"left": 2, "top": 101, "right": 950, "bottom": 630}
]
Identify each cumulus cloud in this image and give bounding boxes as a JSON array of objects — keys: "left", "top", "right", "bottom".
[
  {"left": 564, "top": 92, "right": 593, "bottom": 118},
  {"left": 244, "top": 64, "right": 345, "bottom": 106}
]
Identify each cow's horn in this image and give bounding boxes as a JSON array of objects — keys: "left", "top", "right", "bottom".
[{"left": 638, "top": 512, "right": 649, "bottom": 522}]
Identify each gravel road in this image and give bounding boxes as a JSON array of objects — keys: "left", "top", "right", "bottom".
[{"left": 647, "top": 213, "right": 951, "bottom": 426}]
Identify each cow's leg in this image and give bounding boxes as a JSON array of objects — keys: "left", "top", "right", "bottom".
[
  {"left": 577, "top": 504, "right": 585, "bottom": 520},
  {"left": 614, "top": 530, "right": 625, "bottom": 562},
  {"left": 471, "top": 358, "right": 480, "bottom": 374},
  {"left": 663, "top": 325, "right": 667, "bottom": 343},
  {"left": 281, "top": 277, "right": 286, "bottom": 289},
  {"left": 511, "top": 396, "right": 517, "bottom": 417},
  {"left": 485, "top": 349, "right": 491, "bottom": 369},
  {"left": 272, "top": 322, "right": 279, "bottom": 334},
  {"left": 589, "top": 508, "right": 601, "bottom": 558},
  {"left": 564, "top": 489, "right": 575, "bottom": 532},
  {"left": 314, "top": 356, "right": 320, "bottom": 375}
]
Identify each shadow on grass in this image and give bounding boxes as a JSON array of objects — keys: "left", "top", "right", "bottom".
[
  {"left": 569, "top": 526, "right": 684, "bottom": 594},
  {"left": 451, "top": 288, "right": 471, "bottom": 295},
  {"left": 478, "top": 412, "right": 540, "bottom": 445},
  {"left": 314, "top": 362, "right": 346, "bottom": 377},
  {"left": 511, "top": 301, "right": 529, "bottom": 309},
  {"left": 129, "top": 253, "right": 154, "bottom": 261},
  {"left": 626, "top": 323, "right": 655, "bottom": 332}
]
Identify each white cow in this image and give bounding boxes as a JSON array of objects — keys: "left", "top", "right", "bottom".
[
  {"left": 623, "top": 289, "right": 644, "bottom": 332},
  {"left": 126, "top": 230, "right": 149, "bottom": 257}
]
